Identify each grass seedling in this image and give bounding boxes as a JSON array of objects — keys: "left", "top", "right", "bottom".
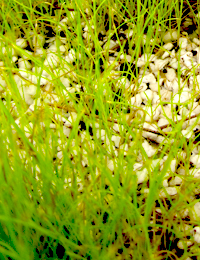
[{"left": 0, "top": 0, "right": 200, "bottom": 259}]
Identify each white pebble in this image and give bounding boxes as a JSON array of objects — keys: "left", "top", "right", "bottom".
[
  {"left": 142, "top": 130, "right": 165, "bottom": 144},
  {"left": 116, "top": 77, "right": 130, "bottom": 89},
  {"left": 172, "top": 31, "right": 178, "bottom": 40},
  {"left": 158, "top": 117, "right": 169, "bottom": 127},
  {"left": 190, "top": 154, "right": 200, "bottom": 168},
  {"left": 193, "top": 38, "right": 200, "bottom": 45},
  {"left": 169, "top": 58, "right": 178, "bottom": 69},
  {"left": 160, "top": 89, "right": 172, "bottom": 102},
  {"left": 16, "top": 38, "right": 27, "bottom": 49},
  {"left": 60, "top": 77, "right": 70, "bottom": 88},
  {"left": 169, "top": 176, "right": 182, "bottom": 186},
  {"left": 194, "top": 234, "right": 200, "bottom": 243},
  {"left": 152, "top": 93, "right": 160, "bottom": 104},
  {"left": 177, "top": 240, "right": 193, "bottom": 249},
  {"left": 181, "top": 129, "right": 193, "bottom": 139},
  {"left": 162, "top": 51, "right": 170, "bottom": 59},
  {"left": 161, "top": 104, "right": 173, "bottom": 119},
  {"left": 162, "top": 179, "right": 168, "bottom": 187},
  {"left": 190, "top": 169, "right": 200, "bottom": 179},
  {"left": 57, "top": 151, "right": 63, "bottom": 160},
  {"left": 136, "top": 168, "right": 148, "bottom": 184},
  {"left": 44, "top": 53, "right": 59, "bottom": 68},
  {"left": 138, "top": 83, "right": 147, "bottom": 92},
  {"left": 163, "top": 31, "right": 172, "bottom": 42},
  {"left": 163, "top": 42, "right": 173, "bottom": 51},
  {"left": 32, "top": 34, "right": 45, "bottom": 48},
  {"left": 154, "top": 58, "right": 170, "bottom": 71},
  {"left": 163, "top": 30, "right": 178, "bottom": 43},
  {"left": 170, "top": 159, "right": 176, "bottom": 172},
  {"left": 178, "top": 37, "right": 188, "bottom": 49},
  {"left": 159, "top": 187, "right": 177, "bottom": 198},
  {"left": 18, "top": 58, "right": 32, "bottom": 70},
  {"left": 193, "top": 202, "right": 200, "bottom": 220},
  {"left": 103, "top": 40, "right": 116, "bottom": 50},
  {"left": 107, "top": 159, "right": 115, "bottom": 172},
  {"left": 142, "top": 140, "right": 157, "bottom": 157},
  {"left": 142, "top": 73, "right": 156, "bottom": 84},
  {"left": 140, "top": 89, "right": 153, "bottom": 103},
  {"left": 165, "top": 68, "right": 176, "bottom": 82},
  {"left": 173, "top": 88, "right": 191, "bottom": 103},
  {"left": 191, "top": 226, "right": 200, "bottom": 235},
  {"left": 131, "top": 93, "right": 142, "bottom": 106},
  {"left": 27, "top": 85, "right": 37, "bottom": 96},
  {"left": 196, "top": 11, "right": 200, "bottom": 19},
  {"left": 111, "top": 135, "right": 121, "bottom": 148},
  {"left": 149, "top": 83, "right": 158, "bottom": 92}
]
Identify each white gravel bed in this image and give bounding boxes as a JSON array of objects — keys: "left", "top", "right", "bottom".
[{"left": 2, "top": 6, "right": 200, "bottom": 257}]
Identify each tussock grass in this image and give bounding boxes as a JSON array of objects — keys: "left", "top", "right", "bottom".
[{"left": 0, "top": 0, "right": 200, "bottom": 259}]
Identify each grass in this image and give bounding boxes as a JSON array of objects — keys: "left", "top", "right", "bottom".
[{"left": 0, "top": 0, "right": 200, "bottom": 259}]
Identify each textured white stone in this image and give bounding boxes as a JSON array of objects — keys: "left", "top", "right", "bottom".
[
  {"left": 27, "top": 85, "right": 37, "bottom": 96},
  {"left": 111, "top": 135, "right": 121, "bottom": 148},
  {"left": 170, "top": 159, "right": 176, "bottom": 172},
  {"left": 18, "top": 58, "right": 32, "bottom": 70},
  {"left": 44, "top": 53, "right": 59, "bottom": 68},
  {"left": 159, "top": 187, "right": 177, "bottom": 198},
  {"left": 136, "top": 168, "right": 148, "bottom": 184},
  {"left": 165, "top": 68, "right": 176, "bottom": 81},
  {"left": 157, "top": 117, "right": 169, "bottom": 127},
  {"left": 163, "top": 42, "right": 174, "bottom": 51},
  {"left": 193, "top": 202, "right": 200, "bottom": 220},
  {"left": 169, "top": 176, "right": 182, "bottom": 186},
  {"left": 196, "top": 11, "right": 200, "bottom": 19},
  {"left": 140, "top": 89, "right": 153, "bottom": 103},
  {"left": 154, "top": 58, "right": 170, "bottom": 71},
  {"left": 163, "top": 32, "right": 172, "bottom": 42},
  {"left": 160, "top": 89, "right": 172, "bottom": 102},
  {"left": 138, "top": 83, "right": 147, "bottom": 92},
  {"left": 178, "top": 37, "right": 188, "bottom": 49},
  {"left": 131, "top": 93, "right": 142, "bottom": 106},
  {"left": 191, "top": 226, "right": 200, "bottom": 235},
  {"left": 133, "top": 163, "right": 143, "bottom": 171},
  {"left": 181, "top": 52, "right": 192, "bottom": 68},
  {"left": 169, "top": 58, "right": 178, "bottom": 69},
  {"left": 190, "top": 154, "right": 200, "bottom": 168},
  {"left": 162, "top": 179, "right": 168, "bottom": 187},
  {"left": 142, "top": 140, "right": 157, "bottom": 157},
  {"left": 181, "top": 129, "right": 193, "bottom": 139},
  {"left": 103, "top": 40, "right": 117, "bottom": 50},
  {"left": 194, "top": 234, "right": 200, "bottom": 243},
  {"left": 173, "top": 88, "right": 191, "bottom": 103},
  {"left": 68, "top": 48, "right": 81, "bottom": 61},
  {"left": 152, "top": 93, "right": 160, "bottom": 104},
  {"left": 177, "top": 240, "right": 193, "bottom": 250},
  {"left": 163, "top": 30, "right": 178, "bottom": 43},
  {"left": 60, "top": 77, "right": 70, "bottom": 88},
  {"left": 142, "top": 73, "right": 156, "bottom": 84},
  {"left": 161, "top": 104, "right": 173, "bottom": 119},
  {"left": 193, "top": 38, "right": 200, "bottom": 46},
  {"left": 32, "top": 34, "right": 45, "bottom": 48},
  {"left": 136, "top": 58, "right": 145, "bottom": 67},
  {"left": 16, "top": 38, "right": 27, "bottom": 49},
  {"left": 190, "top": 169, "right": 200, "bottom": 178},
  {"left": 162, "top": 51, "right": 170, "bottom": 59},
  {"left": 107, "top": 159, "right": 115, "bottom": 171},
  {"left": 149, "top": 83, "right": 158, "bottom": 92}
]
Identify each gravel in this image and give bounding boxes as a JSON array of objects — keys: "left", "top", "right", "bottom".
[{"left": 2, "top": 3, "right": 200, "bottom": 258}]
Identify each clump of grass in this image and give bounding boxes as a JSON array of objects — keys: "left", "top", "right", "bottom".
[{"left": 0, "top": 0, "right": 200, "bottom": 259}]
